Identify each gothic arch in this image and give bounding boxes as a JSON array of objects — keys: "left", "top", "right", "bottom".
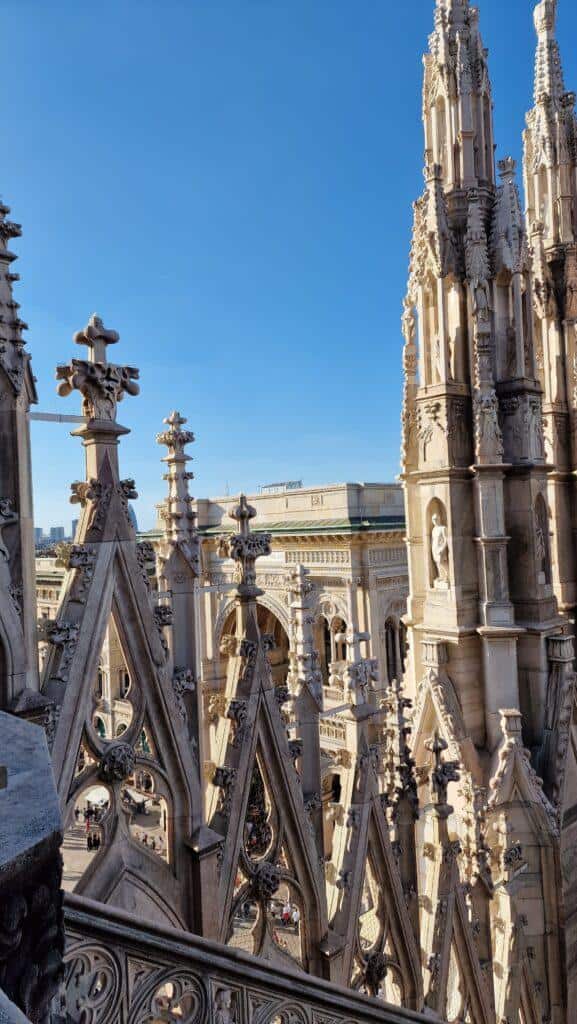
[
  {"left": 0, "top": 589, "right": 29, "bottom": 708},
  {"left": 214, "top": 593, "right": 290, "bottom": 651},
  {"left": 313, "top": 592, "right": 348, "bottom": 625}
]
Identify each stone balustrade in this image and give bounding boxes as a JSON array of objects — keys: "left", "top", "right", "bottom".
[{"left": 63, "top": 893, "right": 427, "bottom": 1024}]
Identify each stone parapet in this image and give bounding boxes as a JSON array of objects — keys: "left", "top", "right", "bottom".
[{"left": 63, "top": 893, "right": 427, "bottom": 1024}]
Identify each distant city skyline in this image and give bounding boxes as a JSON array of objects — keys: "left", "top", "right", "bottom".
[{"left": 5, "top": 0, "right": 575, "bottom": 532}]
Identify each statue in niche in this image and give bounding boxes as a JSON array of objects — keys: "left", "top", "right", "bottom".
[
  {"left": 214, "top": 989, "right": 235, "bottom": 1024},
  {"left": 473, "top": 282, "right": 491, "bottom": 329},
  {"left": 401, "top": 296, "right": 416, "bottom": 345},
  {"left": 474, "top": 389, "right": 504, "bottom": 459},
  {"left": 431, "top": 513, "right": 450, "bottom": 588},
  {"left": 536, "top": 523, "right": 546, "bottom": 575},
  {"left": 526, "top": 400, "right": 545, "bottom": 460},
  {"left": 535, "top": 496, "right": 552, "bottom": 586}
]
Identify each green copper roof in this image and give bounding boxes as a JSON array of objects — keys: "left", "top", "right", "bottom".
[
  {"left": 138, "top": 514, "right": 405, "bottom": 543},
  {"left": 199, "top": 514, "right": 405, "bottom": 537}
]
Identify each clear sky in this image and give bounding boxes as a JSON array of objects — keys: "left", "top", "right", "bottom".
[{"left": 3, "top": 0, "right": 577, "bottom": 532}]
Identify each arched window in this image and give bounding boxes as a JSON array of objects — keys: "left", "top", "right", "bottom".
[
  {"left": 139, "top": 730, "right": 151, "bottom": 755},
  {"left": 94, "top": 716, "right": 106, "bottom": 739},
  {"left": 121, "top": 671, "right": 131, "bottom": 698},
  {"left": 323, "top": 619, "right": 332, "bottom": 675},
  {"left": 400, "top": 621, "right": 408, "bottom": 675},
  {"left": 332, "top": 617, "right": 347, "bottom": 662}
]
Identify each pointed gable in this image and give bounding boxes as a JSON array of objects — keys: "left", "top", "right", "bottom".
[
  {"left": 44, "top": 316, "right": 211, "bottom": 931},
  {"left": 209, "top": 497, "right": 328, "bottom": 976}
]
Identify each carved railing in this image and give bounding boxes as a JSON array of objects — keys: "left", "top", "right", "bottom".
[{"left": 64, "top": 893, "right": 427, "bottom": 1024}]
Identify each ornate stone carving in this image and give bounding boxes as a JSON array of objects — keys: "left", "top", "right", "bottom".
[
  {"left": 63, "top": 945, "right": 121, "bottom": 1024},
  {"left": 98, "top": 742, "right": 136, "bottom": 783},
  {"left": 118, "top": 478, "right": 138, "bottom": 522},
  {"left": 364, "top": 951, "right": 389, "bottom": 998},
  {"left": 0, "top": 497, "right": 18, "bottom": 562},
  {"left": 247, "top": 860, "right": 281, "bottom": 901},
  {"left": 417, "top": 401, "right": 445, "bottom": 461},
  {"left": 172, "top": 668, "right": 196, "bottom": 722},
  {"left": 213, "top": 766, "right": 237, "bottom": 820},
  {"left": 425, "top": 734, "right": 460, "bottom": 819},
  {"left": 70, "top": 479, "right": 112, "bottom": 533},
  {"left": 136, "top": 540, "right": 155, "bottom": 589},
  {"left": 64, "top": 544, "right": 97, "bottom": 604},
  {"left": 227, "top": 698, "right": 249, "bottom": 747},
  {"left": 430, "top": 513, "right": 449, "bottom": 587},
  {"left": 213, "top": 987, "right": 236, "bottom": 1024},
  {"left": 288, "top": 739, "right": 303, "bottom": 765},
  {"left": 153, "top": 604, "right": 173, "bottom": 653},
  {"left": 157, "top": 412, "right": 200, "bottom": 567},
  {"left": 218, "top": 495, "right": 271, "bottom": 599},
  {"left": 345, "top": 657, "right": 379, "bottom": 703},
  {"left": 38, "top": 619, "right": 79, "bottom": 682},
  {"left": 474, "top": 388, "right": 504, "bottom": 461},
  {"left": 56, "top": 315, "right": 139, "bottom": 420}
]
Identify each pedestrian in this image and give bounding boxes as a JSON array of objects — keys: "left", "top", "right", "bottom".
[
  {"left": 143, "top": 834, "right": 148, "bottom": 846},
  {"left": 151, "top": 838, "right": 156, "bottom": 852},
  {"left": 291, "top": 906, "right": 300, "bottom": 930},
  {"left": 87, "top": 834, "right": 93, "bottom": 852}
]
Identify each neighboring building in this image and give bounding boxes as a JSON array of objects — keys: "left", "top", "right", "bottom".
[
  {"left": 34, "top": 527, "right": 43, "bottom": 545},
  {"left": 36, "top": 556, "right": 64, "bottom": 621},
  {"left": 49, "top": 526, "right": 65, "bottom": 542},
  {"left": 36, "top": 480, "right": 409, "bottom": 716},
  {"left": 156, "top": 481, "right": 407, "bottom": 697}
]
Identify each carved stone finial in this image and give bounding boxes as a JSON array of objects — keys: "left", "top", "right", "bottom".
[
  {"left": 157, "top": 410, "right": 199, "bottom": 556},
  {"left": 218, "top": 495, "right": 271, "bottom": 600},
  {"left": 56, "top": 315, "right": 139, "bottom": 422},
  {"left": 73, "top": 314, "right": 120, "bottom": 364},
  {"left": 534, "top": 0, "right": 557, "bottom": 39},
  {"left": 533, "top": 0, "right": 565, "bottom": 104},
  {"left": 424, "top": 162, "right": 443, "bottom": 184},
  {"left": 498, "top": 156, "right": 517, "bottom": 182},
  {"left": 425, "top": 732, "right": 460, "bottom": 817}
]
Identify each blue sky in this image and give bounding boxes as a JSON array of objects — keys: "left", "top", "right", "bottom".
[{"left": 4, "top": 0, "right": 577, "bottom": 532}]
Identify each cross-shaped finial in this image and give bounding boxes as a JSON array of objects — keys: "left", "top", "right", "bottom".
[
  {"left": 218, "top": 494, "right": 271, "bottom": 600},
  {"left": 74, "top": 314, "right": 120, "bottom": 365},
  {"left": 231, "top": 494, "right": 257, "bottom": 539},
  {"left": 166, "top": 410, "right": 187, "bottom": 430},
  {"left": 158, "top": 411, "right": 195, "bottom": 452},
  {"left": 156, "top": 409, "right": 197, "bottom": 551},
  {"left": 57, "top": 314, "right": 139, "bottom": 422}
]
